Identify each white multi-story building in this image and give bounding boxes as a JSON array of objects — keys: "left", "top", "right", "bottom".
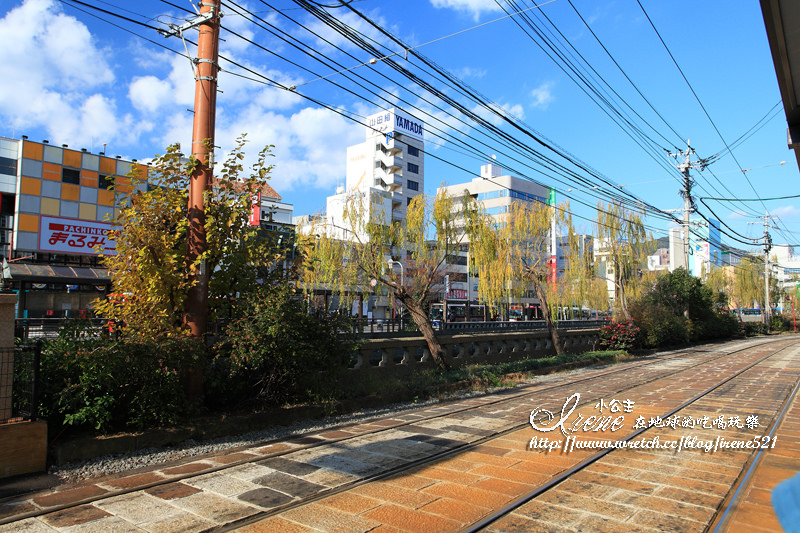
[
  {"left": 439, "top": 163, "right": 551, "bottom": 224},
  {"left": 326, "top": 108, "right": 425, "bottom": 233},
  {"left": 437, "top": 164, "right": 553, "bottom": 312}
]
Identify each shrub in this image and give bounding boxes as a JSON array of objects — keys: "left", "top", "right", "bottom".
[
  {"left": 223, "top": 283, "right": 359, "bottom": 405},
  {"left": 39, "top": 322, "right": 201, "bottom": 432},
  {"left": 599, "top": 320, "right": 640, "bottom": 351}
]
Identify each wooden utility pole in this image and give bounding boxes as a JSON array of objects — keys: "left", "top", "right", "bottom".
[{"left": 165, "top": 0, "right": 221, "bottom": 337}]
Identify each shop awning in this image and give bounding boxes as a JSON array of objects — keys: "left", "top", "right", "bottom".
[{"left": 2, "top": 261, "right": 111, "bottom": 284}]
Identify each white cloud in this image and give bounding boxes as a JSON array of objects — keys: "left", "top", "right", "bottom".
[
  {"left": 430, "top": 0, "right": 501, "bottom": 20},
  {"left": 454, "top": 66, "right": 487, "bottom": 79},
  {"left": 0, "top": 0, "right": 119, "bottom": 145},
  {"left": 129, "top": 76, "right": 173, "bottom": 113},
  {"left": 530, "top": 81, "right": 555, "bottom": 109},
  {"left": 771, "top": 205, "right": 800, "bottom": 219},
  {"left": 299, "top": 9, "right": 393, "bottom": 55},
  {"left": 472, "top": 101, "right": 525, "bottom": 127}
]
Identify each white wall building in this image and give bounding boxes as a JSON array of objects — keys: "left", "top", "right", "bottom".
[
  {"left": 343, "top": 108, "right": 425, "bottom": 224},
  {"left": 437, "top": 164, "right": 553, "bottom": 311}
]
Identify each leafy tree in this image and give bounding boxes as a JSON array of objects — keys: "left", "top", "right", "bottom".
[
  {"left": 647, "top": 267, "right": 713, "bottom": 321},
  {"left": 468, "top": 200, "right": 566, "bottom": 354},
  {"left": 559, "top": 217, "right": 609, "bottom": 316},
  {"left": 92, "top": 137, "right": 280, "bottom": 338},
  {"left": 595, "top": 201, "right": 651, "bottom": 320},
  {"left": 734, "top": 256, "right": 764, "bottom": 313},
  {"left": 298, "top": 189, "right": 479, "bottom": 370},
  {"left": 225, "top": 279, "right": 358, "bottom": 404}
]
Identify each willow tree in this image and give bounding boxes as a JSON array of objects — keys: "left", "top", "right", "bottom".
[
  {"left": 595, "top": 201, "right": 651, "bottom": 320},
  {"left": 298, "top": 189, "right": 478, "bottom": 370},
  {"left": 92, "top": 137, "right": 279, "bottom": 338},
  {"left": 468, "top": 200, "right": 567, "bottom": 354},
  {"left": 560, "top": 214, "right": 609, "bottom": 317},
  {"left": 734, "top": 256, "right": 764, "bottom": 313}
]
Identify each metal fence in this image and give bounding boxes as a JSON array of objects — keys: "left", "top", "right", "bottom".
[
  {"left": 354, "top": 318, "right": 606, "bottom": 337},
  {"left": 15, "top": 318, "right": 110, "bottom": 342},
  {"left": 0, "top": 341, "right": 41, "bottom": 424}
]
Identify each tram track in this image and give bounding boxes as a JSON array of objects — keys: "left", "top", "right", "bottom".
[
  {"left": 1, "top": 336, "right": 794, "bottom": 532},
  {"left": 462, "top": 338, "right": 798, "bottom": 532}
]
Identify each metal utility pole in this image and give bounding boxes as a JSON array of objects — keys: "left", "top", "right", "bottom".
[
  {"left": 668, "top": 142, "right": 705, "bottom": 273},
  {"left": 749, "top": 212, "right": 776, "bottom": 329},
  {"left": 163, "top": 0, "right": 222, "bottom": 337}
]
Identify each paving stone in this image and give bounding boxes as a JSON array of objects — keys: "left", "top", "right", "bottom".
[
  {"left": 145, "top": 482, "right": 202, "bottom": 500},
  {"left": 225, "top": 463, "right": 277, "bottom": 482},
  {"left": 185, "top": 472, "right": 261, "bottom": 497},
  {"left": 139, "top": 512, "right": 215, "bottom": 533},
  {"left": 512, "top": 500, "right": 584, "bottom": 525},
  {"left": 420, "top": 497, "right": 491, "bottom": 524},
  {"left": 101, "top": 472, "right": 165, "bottom": 490},
  {"left": 363, "top": 503, "right": 461, "bottom": 532},
  {"left": 258, "top": 457, "right": 320, "bottom": 476},
  {"left": 307, "top": 454, "right": 381, "bottom": 477},
  {"left": 0, "top": 501, "right": 37, "bottom": 521},
  {"left": 160, "top": 462, "right": 214, "bottom": 476},
  {"left": 253, "top": 443, "right": 295, "bottom": 455},
  {"left": 237, "top": 487, "right": 295, "bottom": 510},
  {"left": 441, "top": 424, "right": 495, "bottom": 437},
  {"left": 422, "top": 481, "right": 511, "bottom": 509},
  {"left": 281, "top": 502, "right": 380, "bottom": 532},
  {"left": 0, "top": 518, "right": 55, "bottom": 532},
  {"left": 94, "top": 492, "right": 178, "bottom": 525},
  {"left": 235, "top": 516, "right": 321, "bottom": 533},
  {"left": 252, "top": 471, "right": 326, "bottom": 498},
  {"left": 211, "top": 452, "right": 259, "bottom": 465},
  {"left": 317, "top": 430, "right": 356, "bottom": 439},
  {"left": 39, "top": 504, "right": 110, "bottom": 528},
  {"left": 303, "top": 468, "right": 358, "bottom": 488},
  {"left": 32, "top": 485, "right": 108, "bottom": 508},
  {"left": 319, "top": 492, "right": 381, "bottom": 514},
  {"left": 169, "top": 492, "right": 258, "bottom": 524},
  {"left": 61, "top": 516, "right": 146, "bottom": 532},
  {"left": 287, "top": 436, "right": 325, "bottom": 445},
  {"left": 632, "top": 509, "right": 705, "bottom": 532},
  {"left": 574, "top": 515, "right": 658, "bottom": 533},
  {"left": 353, "top": 482, "right": 436, "bottom": 509}
]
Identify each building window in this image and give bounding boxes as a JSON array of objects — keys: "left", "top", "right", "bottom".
[
  {"left": 407, "top": 180, "right": 419, "bottom": 191},
  {"left": 407, "top": 145, "right": 419, "bottom": 157},
  {"left": 62, "top": 168, "right": 80, "bottom": 185},
  {"left": 99, "top": 174, "right": 114, "bottom": 190},
  {"left": 407, "top": 197, "right": 413, "bottom": 206},
  {"left": 407, "top": 163, "right": 419, "bottom": 174},
  {"left": 0, "top": 156, "right": 17, "bottom": 177}
]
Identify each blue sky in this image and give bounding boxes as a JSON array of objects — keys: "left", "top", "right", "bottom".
[{"left": 1, "top": 0, "right": 797, "bottom": 252}]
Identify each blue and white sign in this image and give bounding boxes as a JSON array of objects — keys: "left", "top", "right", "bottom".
[{"left": 365, "top": 108, "right": 424, "bottom": 141}]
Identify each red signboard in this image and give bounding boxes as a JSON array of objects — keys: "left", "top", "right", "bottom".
[
  {"left": 249, "top": 191, "right": 261, "bottom": 226},
  {"left": 38, "top": 215, "right": 117, "bottom": 256}
]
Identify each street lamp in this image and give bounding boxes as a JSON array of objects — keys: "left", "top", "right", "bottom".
[{"left": 387, "top": 260, "right": 404, "bottom": 328}]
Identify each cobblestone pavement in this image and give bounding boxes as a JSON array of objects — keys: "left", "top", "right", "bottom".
[{"left": 0, "top": 337, "right": 797, "bottom": 532}]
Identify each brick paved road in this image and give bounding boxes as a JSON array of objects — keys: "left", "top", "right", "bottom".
[{"left": 0, "top": 336, "right": 797, "bottom": 532}]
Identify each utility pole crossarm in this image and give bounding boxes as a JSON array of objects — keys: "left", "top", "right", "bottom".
[
  {"left": 668, "top": 141, "right": 706, "bottom": 274},
  {"left": 748, "top": 212, "right": 779, "bottom": 329}
]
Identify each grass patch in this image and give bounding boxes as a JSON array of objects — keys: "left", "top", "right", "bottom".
[{"left": 406, "top": 350, "right": 628, "bottom": 396}]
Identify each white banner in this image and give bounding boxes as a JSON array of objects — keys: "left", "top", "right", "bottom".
[{"left": 38, "top": 215, "right": 117, "bottom": 256}]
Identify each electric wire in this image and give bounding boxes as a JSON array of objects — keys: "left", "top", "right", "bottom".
[{"left": 54, "top": 0, "right": 774, "bottom": 262}]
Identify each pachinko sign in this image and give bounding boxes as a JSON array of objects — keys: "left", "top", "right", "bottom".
[{"left": 38, "top": 216, "right": 117, "bottom": 256}]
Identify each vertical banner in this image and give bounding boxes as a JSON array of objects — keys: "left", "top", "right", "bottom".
[
  {"left": 547, "top": 188, "right": 557, "bottom": 284},
  {"left": 248, "top": 191, "right": 261, "bottom": 226}
]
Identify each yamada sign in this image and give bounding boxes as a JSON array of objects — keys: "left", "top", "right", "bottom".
[{"left": 38, "top": 215, "right": 118, "bottom": 256}]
